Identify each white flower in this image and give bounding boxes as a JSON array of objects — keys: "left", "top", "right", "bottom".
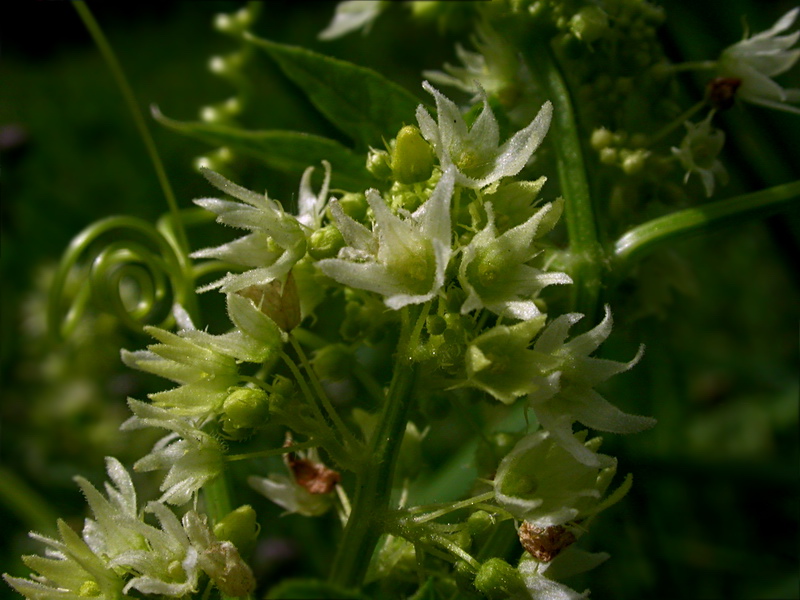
[
  {"left": 123, "top": 400, "right": 224, "bottom": 505},
  {"left": 296, "top": 160, "right": 332, "bottom": 230},
  {"left": 528, "top": 307, "right": 656, "bottom": 467},
  {"left": 248, "top": 447, "right": 338, "bottom": 517},
  {"left": 718, "top": 7, "right": 800, "bottom": 114},
  {"left": 416, "top": 82, "right": 552, "bottom": 189},
  {"left": 671, "top": 113, "right": 727, "bottom": 197},
  {"left": 319, "top": 0, "right": 385, "bottom": 40},
  {"left": 192, "top": 168, "right": 307, "bottom": 294},
  {"left": 116, "top": 506, "right": 254, "bottom": 598},
  {"left": 423, "top": 22, "right": 537, "bottom": 123},
  {"left": 317, "top": 168, "right": 455, "bottom": 309},
  {"left": 517, "top": 548, "right": 609, "bottom": 600},
  {"left": 77, "top": 457, "right": 147, "bottom": 564},
  {"left": 459, "top": 200, "right": 571, "bottom": 320},
  {"left": 493, "top": 430, "right": 616, "bottom": 527}
]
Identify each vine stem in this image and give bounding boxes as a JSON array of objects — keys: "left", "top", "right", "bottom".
[
  {"left": 613, "top": 180, "right": 800, "bottom": 269},
  {"left": 72, "top": 2, "right": 189, "bottom": 257},
  {"left": 328, "top": 304, "right": 425, "bottom": 589},
  {"left": 523, "top": 38, "right": 603, "bottom": 318}
]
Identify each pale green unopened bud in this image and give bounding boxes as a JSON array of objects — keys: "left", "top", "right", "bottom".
[
  {"left": 392, "top": 125, "right": 435, "bottom": 184},
  {"left": 308, "top": 225, "right": 345, "bottom": 260},
  {"left": 222, "top": 388, "right": 270, "bottom": 437},
  {"left": 366, "top": 148, "right": 393, "bottom": 180},
  {"left": 214, "top": 505, "right": 259, "bottom": 558},
  {"left": 570, "top": 6, "right": 609, "bottom": 43},
  {"left": 311, "top": 344, "right": 352, "bottom": 381},
  {"left": 332, "top": 192, "right": 368, "bottom": 222},
  {"left": 267, "top": 374, "right": 297, "bottom": 413},
  {"left": 591, "top": 128, "right": 615, "bottom": 150},
  {"left": 621, "top": 149, "right": 650, "bottom": 175},
  {"left": 467, "top": 510, "right": 495, "bottom": 536},
  {"left": 474, "top": 558, "right": 525, "bottom": 600}
]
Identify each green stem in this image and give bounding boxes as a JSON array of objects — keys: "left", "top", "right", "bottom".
[
  {"left": 613, "top": 180, "right": 800, "bottom": 268},
  {"left": 226, "top": 440, "right": 317, "bottom": 462},
  {"left": 289, "top": 335, "right": 361, "bottom": 450},
  {"left": 524, "top": 39, "right": 603, "bottom": 318},
  {"left": 72, "top": 2, "right": 189, "bottom": 257},
  {"left": 646, "top": 100, "right": 706, "bottom": 148},
  {"left": 328, "top": 306, "right": 422, "bottom": 589}
]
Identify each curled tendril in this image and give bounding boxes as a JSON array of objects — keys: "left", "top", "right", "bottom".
[{"left": 47, "top": 211, "right": 207, "bottom": 340}]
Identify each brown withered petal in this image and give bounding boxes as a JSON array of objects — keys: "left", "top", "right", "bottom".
[
  {"left": 707, "top": 77, "right": 742, "bottom": 111},
  {"left": 237, "top": 271, "right": 301, "bottom": 331},
  {"left": 518, "top": 522, "right": 576, "bottom": 562}
]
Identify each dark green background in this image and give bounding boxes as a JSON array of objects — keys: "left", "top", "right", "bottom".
[{"left": 1, "top": 1, "right": 798, "bottom": 598}]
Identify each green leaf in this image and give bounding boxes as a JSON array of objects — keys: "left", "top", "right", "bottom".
[
  {"left": 265, "top": 578, "right": 369, "bottom": 599},
  {"left": 153, "top": 110, "right": 374, "bottom": 191},
  {"left": 246, "top": 35, "right": 422, "bottom": 148}
]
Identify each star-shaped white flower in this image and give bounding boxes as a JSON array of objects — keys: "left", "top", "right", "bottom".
[
  {"left": 459, "top": 200, "right": 571, "bottom": 320},
  {"left": 317, "top": 167, "right": 455, "bottom": 309},
  {"left": 191, "top": 169, "right": 307, "bottom": 294},
  {"left": 122, "top": 400, "right": 224, "bottom": 505},
  {"left": 527, "top": 307, "right": 656, "bottom": 467},
  {"left": 671, "top": 113, "right": 728, "bottom": 197},
  {"left": 416, "top": 82, "right": 552, "bottom": 189},
  {"left": 718, "top": 7, "right": 800, "bottom": 114}
]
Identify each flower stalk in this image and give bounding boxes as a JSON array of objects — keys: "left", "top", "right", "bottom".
[
  {"left": 613, "top": 180, "right": 800, "bottom": 268},
  {"left": 523, "top": 38, "right": 603, "bottom": 319}
]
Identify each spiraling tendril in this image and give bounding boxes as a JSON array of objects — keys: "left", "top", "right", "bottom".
[{"left": 47, "top": 213, "right": 201, "bottom": 339}]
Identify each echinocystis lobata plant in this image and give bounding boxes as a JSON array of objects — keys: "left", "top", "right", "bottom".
[{"left": 5, "top": 1, "right": 799, "bottom": 599}]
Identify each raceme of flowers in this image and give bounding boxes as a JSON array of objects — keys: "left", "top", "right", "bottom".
[{"left": 5, "top": 79, "right": 655, "bottom": 600}]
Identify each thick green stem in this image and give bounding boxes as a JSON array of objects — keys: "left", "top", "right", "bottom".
[
  {"left": 328, "top": 308, "right": 421, "bottom": 589},
  {"left": 523, "top": 39, "right": 603, "bottom": 318},
  {"left": 613, "top": 180, "right": 800, "bottom": 269}
]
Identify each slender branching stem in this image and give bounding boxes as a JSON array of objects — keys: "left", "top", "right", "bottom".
[{"left": 613, "top": 180, "right": 800, "bottom": 269}]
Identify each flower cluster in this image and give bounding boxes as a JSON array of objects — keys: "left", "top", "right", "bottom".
[{"left": 3, "top": 459, "right": 254, "bottom": 599}]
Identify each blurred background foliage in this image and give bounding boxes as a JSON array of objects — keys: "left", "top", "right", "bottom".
[{"left": 1, "top": 1, "right": 797, "bottom": 598}]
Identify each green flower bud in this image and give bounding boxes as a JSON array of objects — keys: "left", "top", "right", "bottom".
[
  {"left": 466, "top": 510, "right": 495, "bottom": 536},
  {"left": 426, "top": 314, "right": 447, "bottom": 336},
  {"left": 392, "top": 125, "right": 435, "bottom": 184},
  {"left": 213, "top": 505, "right": 259, "bottom": 558},
  {"left": 221, "top": 387, "right": 270, "bottom": 438},
  {"left": 336, "top": 192, "right": 369, "bottom": 222},
  {"left": 308, "top": 225, "right": 345, "bottom": 260},
  {"left": 311, "top": 344, "right": 353, "bottom": 381},
  {"left": 591, "top": 128, "right": 615, "bottom": 150},
  {"left": 474, "top": 558, "right": 526, "bottom": 600},
  {"left": 599, "top": 146, "right": 618, "bottom": 165},
  {"left": 570, "top": 6, "right": 609, "bottom": 43},
  {"left": 366, "top": 148, "right": 393, "bottom": 180},
  {"left": 268, "top": 375, "right": 296, "bottom": 412},
  {"left": 621, "top": 148, "right": 650, "bottom": 175}
]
